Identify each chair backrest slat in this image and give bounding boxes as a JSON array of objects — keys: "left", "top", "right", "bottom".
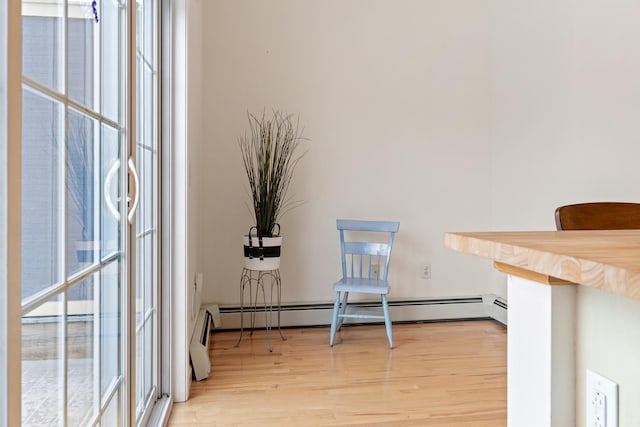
[
  {"left": 337, "top": 219, "right": 399, "bottom": 233},
  {"left": 344, "top": 241, "right": 389, "bottom": 256}
]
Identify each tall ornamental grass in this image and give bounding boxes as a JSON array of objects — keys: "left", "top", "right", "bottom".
[{"left": 240, "top": 111, "right": 306, "bottom": 237}]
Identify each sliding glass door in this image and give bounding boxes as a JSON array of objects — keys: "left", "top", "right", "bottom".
[
  {"left": 134, "top": 0, "right": 161, "bottom": 422},
  {"left": 19, "top": 0, "right": 162, "bottom": 424},
  {"left": 21, "top": 0, "right": 128, "bottom": 424}
]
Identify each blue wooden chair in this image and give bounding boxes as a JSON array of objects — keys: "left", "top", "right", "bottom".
[{"left": 329, "top": 219, "right": 400, "bottom": 348}]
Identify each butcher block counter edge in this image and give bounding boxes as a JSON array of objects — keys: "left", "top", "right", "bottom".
[{"left": 444, "top": 230, "right": 640, "bottom": 301}]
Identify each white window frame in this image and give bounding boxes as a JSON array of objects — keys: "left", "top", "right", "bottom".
[{"left": 1, "top": 0, "right": 22, "bottom": 425}]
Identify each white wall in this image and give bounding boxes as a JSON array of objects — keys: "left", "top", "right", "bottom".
[
  {"left": 576, "top": 287, "right": 640, "bottom": 427},
  {"left": 490, "top": 0, "right": 640, "bottom": 425},
  {"left": 200, "top": 0, "right": 495, "bottom": 307},
  {"left": 189, "top": 0, "right": 640, "bottom": 422},
  {"left": 491, "top": 0, "right": 640, "bottom": 235}
]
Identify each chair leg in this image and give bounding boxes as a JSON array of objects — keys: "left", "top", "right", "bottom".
[
  {"left": 336, "top": 291, "right": 349, "bottom": 330},
  {"left": 381, "top": 294, "right": 393, "bottom": 349},
  {"left": 329, "top": 291, "right": 341, "bottom": 346}
]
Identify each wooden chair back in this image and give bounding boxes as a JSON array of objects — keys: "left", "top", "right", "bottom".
[
  {"left": 555, "top": 202, "right": 640, "bottom": 230},
  {"left": 337, "top": 219, "right": 399, "bottom": 281}
]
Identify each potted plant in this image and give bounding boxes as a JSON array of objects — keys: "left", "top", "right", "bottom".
[{"left": 239, "top": 110, "right": 307, "bottom": 270}]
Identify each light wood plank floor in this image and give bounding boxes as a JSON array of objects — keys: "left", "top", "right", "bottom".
[{"left": 168, "top": 321, "right": 506, "bottom": 426}]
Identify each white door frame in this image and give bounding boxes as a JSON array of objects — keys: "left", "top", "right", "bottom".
[{"left": 1, "top": 0, "right": 23, "bottom": 424}]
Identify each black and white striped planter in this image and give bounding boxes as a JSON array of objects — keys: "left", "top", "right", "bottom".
[{"left": 242, "top": 235, "right": 282, "bottom": 271}]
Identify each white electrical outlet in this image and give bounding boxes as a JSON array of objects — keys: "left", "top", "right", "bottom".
[
  {"left": 593, "top": 390, "right": 606, "bottom": 427},
  {"left": 586, "top": 369, "right": 618, "bottom": 427},
  {"left": 422, "top": 263, "right": 431, "bottom": 280}
]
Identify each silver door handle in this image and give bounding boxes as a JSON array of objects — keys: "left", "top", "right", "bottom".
[
  {"left": 104, "top": 160, "right": 121, "bottom": 221},
  {"left": 127, "top": 158, "right": 140, "bottom": 223}
]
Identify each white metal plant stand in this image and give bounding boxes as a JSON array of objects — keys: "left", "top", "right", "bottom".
[{"left": 235, "top": 268, "right": 286, "bottom": 352}]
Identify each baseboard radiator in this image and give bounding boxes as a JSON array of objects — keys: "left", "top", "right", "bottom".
[
  {"left": 189, "top": 308, "right": 213, "bottom": 381},
  {"left": 216, "top": 295, "right": 507, "bottom": 330}
]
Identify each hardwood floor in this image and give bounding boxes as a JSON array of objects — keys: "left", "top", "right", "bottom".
[{"left": 168, "top": 320, "right": 506, "bottom": 426}]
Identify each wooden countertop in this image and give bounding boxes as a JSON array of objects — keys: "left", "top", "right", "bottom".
[{"left": 444, "top": 230, "right": 640, "bottom": 301}]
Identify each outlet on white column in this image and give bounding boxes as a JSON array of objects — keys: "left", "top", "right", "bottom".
[{"left": 586, "top": 369, "right": 618, "bottom": 427}]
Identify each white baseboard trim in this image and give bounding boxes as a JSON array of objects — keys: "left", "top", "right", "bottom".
[
  {"left": 483, "top": 294, "right": 507, "bottom": 326},
  {"left": 215, "top": 295, "right": 508, "bottom": 330}
]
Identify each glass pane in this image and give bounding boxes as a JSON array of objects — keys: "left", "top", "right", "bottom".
[
  {"left": 136, "top": 0, "right": 142, "bottom": 58},
  {"left": 101, "top": 124, "right": 120, "bottom": 260},
  {"left": 22, "top": 294, "right": 64, "bottom": 427},
  {"left": 67, "top": 109, "right": 98, "bottom": 277},
  {"left": 144, "top": 321, "right": 153, "bottom": 401},
  {"left": 101, "top": 262, "right": 120, "bottom": 398},
  {"left": 143, "top": 0, "right": 154, "bottom": 62},
  {"left": 135, "top": 143, "right": 143, "bottom": 227},
  {"left": 135, "top": 325, "right": 143, "bottom": 408},
  {"left": 101, "top": 390, "right": 120, "bottom": 427},
  {"left": 136, "top": 234, "right": 143, "bottom": 325},
  {"left": 144, "top": 148, "right": 152, "bottom": 230},
  {"left": 135, "top": 238, "right": 155, "bottom": 414},
  {"left": 22, "top": 6, "right": 65, "bottom": 93},
  {"left": 67, "top": 276, "right": 97, "bottom": 426},
  {"left": 143, "top": 234, "right": 153, "bottom": 314},
  {"left": 143, "top": 65, "right": 153, "bottom": 152},
  {"left": 22, "top": 88, "right": 63, "bottom": 301},
  {"left": 102, "top": 0, "right": 122, "bottom": 122},
  {"left": 135, "top": 0, "right": 159, "bottom": 420},
  {"left": 68, "top": 12, "right": 97, "bottom": 111},
  {"left": 136, "top": 57, "right": 142, "bottom": 146}
]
